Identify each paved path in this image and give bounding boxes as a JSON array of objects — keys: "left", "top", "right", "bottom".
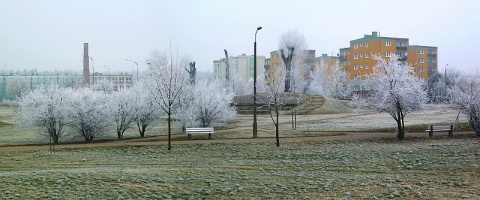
[{"left": 0, "top": 131, "right": 475, "bottom": 152}]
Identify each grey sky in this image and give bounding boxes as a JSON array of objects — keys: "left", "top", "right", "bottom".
[{"left": 1, "top": 0, "right": 479, "bottom": 74}]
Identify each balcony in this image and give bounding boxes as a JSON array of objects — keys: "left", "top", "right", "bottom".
[
  {"left": 396, "top": 46, "right": 407, "bottom": 51},
  {"left": 428, "top": 53, "right": 436, "bottom": 57},
  {"left": 399, "top": 56, "right": 408, "bottom": 62},
  {"left": 339, "top": 55, "right": 346, "bottom": 60}
]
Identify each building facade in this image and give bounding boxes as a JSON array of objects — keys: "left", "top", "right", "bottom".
[
  {"left": 213, "top": 54, "right": 266, "bottom": 83},
  {"left": 341, "top": 31, "right": 438, "bottom": 92},
  {"left": 0, "top": 72, "right": 133, "bottom": 101}
]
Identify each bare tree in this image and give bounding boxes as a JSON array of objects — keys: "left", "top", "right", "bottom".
[
  {"left": 449, "top": 73, "right": 480, "bottom": 136},
  {"left": 356, "top": 55, "right": 427, "bottom": 140},
  {"left": 224, "top": 49, "right": 231, "bottom": 89},
  {"left": 259, "top": 69, "right": 294, "bottom": 147},
  {"left": 279, "top": 30, "right": 306, "bottom": 92},
  {"left": 131, "top": 81, "right": 162, "bottom": 138},
  {"left": 185, "top": 61, "right": 197, "bottom": 85},
  {"left": 146, "top": 49, "right": 186, "bottom": 150}
]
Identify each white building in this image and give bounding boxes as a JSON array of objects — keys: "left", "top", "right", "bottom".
[{"left": 213, "top": 54, "right": 266, "bottom": 83}]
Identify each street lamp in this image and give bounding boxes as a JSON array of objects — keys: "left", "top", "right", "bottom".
[
  {"left": 126, "top": 59, "right": 139, "bottom": 83},
  {"left": 253, "top": 26, "right": 262, "bottom": 138},
  {"left": 90, "top": 57, "right": 95, "bottom": 85},
  {"left": 104, "top": 65, "right": 110, "bottom": 89}
]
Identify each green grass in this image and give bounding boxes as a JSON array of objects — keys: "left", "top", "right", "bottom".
[{"left": 0, "top": 138, "right": 479, "bottom": 199}]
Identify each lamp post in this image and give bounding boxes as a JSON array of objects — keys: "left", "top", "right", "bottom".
[
  {"left": 253, "top": 26, "right": 262, "bottom": 138},
  {"left": 104, "top": 65, "right": 110, "bottom": 90},
  {"left": 126, "top": 59, "right": 139, "bottom": 83},
  {"left": 444, "top": 63, "right": 448, "bottom": 102},
  {"left": 90, "top": 57, "right": 95, "bottom": 85}
]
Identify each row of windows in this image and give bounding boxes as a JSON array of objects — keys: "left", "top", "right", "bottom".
[
  {"left": 353, "top": 63, "right": 370, "bottom": 70},
  {"left": 353, "top": 42, "right": 369, "bottom": 49},
  {"left": 353, "top": 53, "right": 370, "bottom": 59}
]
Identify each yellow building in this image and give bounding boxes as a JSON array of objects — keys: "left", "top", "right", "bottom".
[{"left": 341, "top": 31, "right": 438, "bottom": 91}]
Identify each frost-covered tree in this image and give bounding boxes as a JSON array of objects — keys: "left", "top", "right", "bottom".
[
  {"left": 279, "top": 30, "right": 306, "bottom": 92},
  {"left": 427, "top": 68, "right": 460, "bottom": 103},
  {"left": 449, "top": 73, "right": 480, "bottom": 136},
  {"left": 109, "top": 89, "right": 135, "bottom": 139},
  {"left": 233, "top": 74, "right": 248, "bottom": 95},
  {"left": 360, "top": 55, "right": 427, "bottom": 140},
  {"left": 131, "top": 82, "right": 162, "bottom": 137},
  {"left": 146, "top": 50, "right": 186, "bottom": 150},
  {"left": 259, "top": 69, "right": 294, "bottom": 147},
  {"left": 68, "top": 88, "right": 109, "bottom": 141},
  {"left": 17, "top": 84, "right": 72, "bottom": 144},
  {"left": 174, "top": 85, "right": 197, "bottom": 130},
  {"left": 7, "top": 75, "right": 31, "bottom": 100},
  {"left": 193, "top": 81, "right": 236, "bottom": 127},
  {"left": 309, "top": 61, "right": 350, "bottom": 99}
]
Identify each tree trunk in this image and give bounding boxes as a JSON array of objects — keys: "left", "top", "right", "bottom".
[
  {"left": 276, "top": 108, "right": 279, "bottom": 147},
  {"left": 284, "top": 69, "right": 291, "bottom": 92},
  {"left": 396, "top": 112, "right": 405, "bottom": 140},
  {"left": 168, "top": 107, "right": 172, "bottom": 150},
  {"left": 137, "top": 123, "right": 146, "bottom": 138},
  {"left": 117, "top": 131, "right": 123, "bottom": 139},
  {"left": 53, "top": 133, "right": 59, "bottom": 144}
]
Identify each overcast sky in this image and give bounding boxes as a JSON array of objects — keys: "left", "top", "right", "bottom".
[{"left": 1, "top": 0, "right": 479, "bottom": 74}]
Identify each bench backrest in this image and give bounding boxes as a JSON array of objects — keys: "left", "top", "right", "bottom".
[
  {"left": 186, "top": 128, "right": 214, "bottom": 132},
  {"left": 429, "top": 125, "right": 452, "bottom": 130}
]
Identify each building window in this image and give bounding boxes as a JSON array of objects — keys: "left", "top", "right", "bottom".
[
  {"left": 365, "top": 53, "right": 369, "bottom": 58},
  {"left": 385, "top": 52, "right": 391, "bottom": 57},
  {"left": 365, "top": 63, "right": 369, "bottom": 69},
  {"left": 420, "top": 67, "right": 424, "bottom": 72},
  {"left": 365, "top": 42, "right": 369, "bottom": 47},
  {"left": 354, "top": 43, "right": 358, "bottom": 49},
  {"left": 360, "top": 43, "right": 363, "bottom": 47},
  {"left": 360, "top": 53, "right": 363, "bottom": 58},
  {"left": 419, "top": 58, "right": 424, "bottom": 63},
  {"left": 386, "top": 41, "right": 391, "bottom": 46},
  {"left": 354, "top": 65, "right": 358, "bottom": 70},
  {"left": 354, "top": 54, "right": 358, "bottom": 59},
  {"left": 354, "top": 75, "right": 358, "bottom": 80},
  {"left": 360, "top": 64, "right": 363, "bottom": 68},
  {"left": 419, "top": 49, "right": 424, "bottom": 54}
]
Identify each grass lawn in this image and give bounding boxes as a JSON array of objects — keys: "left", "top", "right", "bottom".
[{"left": 0, "top": 137, "right": 479, "bottom": 199}]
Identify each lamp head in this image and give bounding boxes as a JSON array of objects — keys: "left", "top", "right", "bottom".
[{"left": 257, "top": 26, "right": 262, "bottom": 31}]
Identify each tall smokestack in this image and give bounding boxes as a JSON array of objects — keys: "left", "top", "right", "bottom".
[{"left": 83, "top": 43, "right": 90, "bottom": 85}]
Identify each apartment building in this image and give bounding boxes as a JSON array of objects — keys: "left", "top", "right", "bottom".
[
  {"left": 315, "top": 53, "right": 340, "bottom": 74},
  {"left": 213, "top": 54, "right": 266, "bottom": 83},
  {"left": 341, "top": 31, "right": 438, "bottom": 91}
]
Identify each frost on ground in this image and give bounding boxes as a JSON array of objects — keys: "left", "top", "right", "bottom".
[
  {"left": 221, "top": 104, "right": 466, "bottom": 139},
  {"left": 0, "top": 138, "right": 478, "bottom": 199}
]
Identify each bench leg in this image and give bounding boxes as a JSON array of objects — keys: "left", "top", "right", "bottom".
[
  {"left": 449, "top": 125, "right": 453, "bottom": 136},
  {"left": 188, "top": 134, "right": 191, "bottom": 140},
  {"left": 208, "top": 133, "right": 212, "bottom": 139},
  {"left": 429, "top": 126, "right": 433, "bottom": 137}
]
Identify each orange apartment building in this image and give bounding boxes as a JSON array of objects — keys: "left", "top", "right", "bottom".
[{"left": 340, "top": 31, "right": 438, "bottom": 91}]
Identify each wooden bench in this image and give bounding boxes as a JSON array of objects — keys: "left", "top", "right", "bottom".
[
  {"left": 425, "top": 125, "right": 453, "bottom": 137},
  {"left": 186, "top": 127, "right": 214, "bottom": 140}
]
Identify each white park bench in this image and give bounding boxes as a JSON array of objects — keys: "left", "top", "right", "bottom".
[
  {"left": 186, "top": 127, "right": 214, "bottom": 140},
  {"left": 425, "top": 125, "right": 453, "bottom": 137}
]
